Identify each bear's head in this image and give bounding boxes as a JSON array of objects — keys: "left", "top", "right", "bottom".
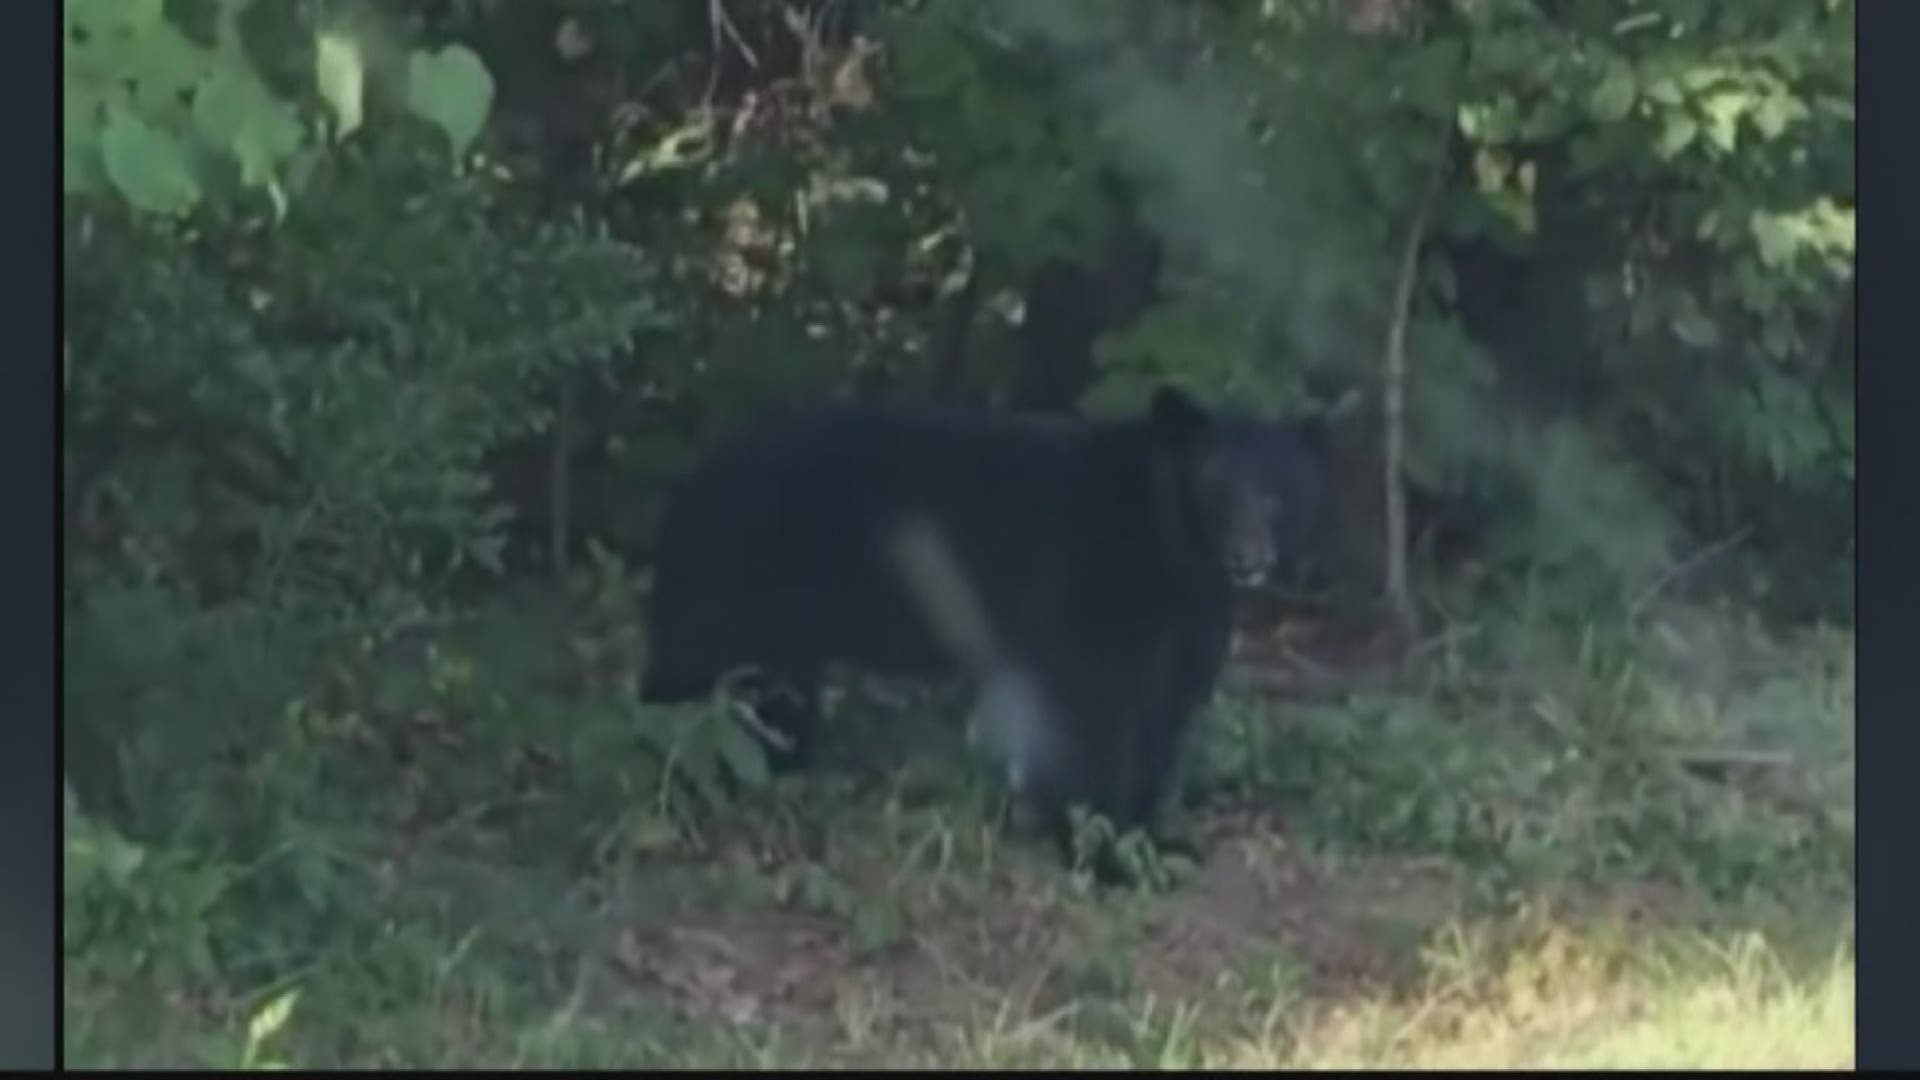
[{"left": 1149, "top": 386, "right": 1329, "bottom": 590}]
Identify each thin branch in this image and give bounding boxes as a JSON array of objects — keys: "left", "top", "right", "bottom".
[
  {"left": 703, "top": 0, "right": 762, "bottom": 111},
  {"left": 1627, "top": 525, "right": 1752, "bottom": 622},
  {"left": 1381, "top": 119, "right": 1455, "bottom": 637},
  {"left": 715, "top": 0, "right": 762, "bottom": 68}
]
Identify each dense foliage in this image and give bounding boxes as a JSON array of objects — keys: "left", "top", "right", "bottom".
[{"left": 62, "top": 0, "right": 1852, "bottom": 1066}]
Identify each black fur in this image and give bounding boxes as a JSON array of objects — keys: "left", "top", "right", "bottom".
[{"left": 639, "top": 387, "right": 1326, "bottom": 881}]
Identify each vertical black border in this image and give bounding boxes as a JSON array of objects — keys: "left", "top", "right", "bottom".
[
  {"left": 1856, "top": 0, "right": 1912, "bottom": 1071},
  {"left": 2, "top": 0, "right": 58, "bottom": 1070}
]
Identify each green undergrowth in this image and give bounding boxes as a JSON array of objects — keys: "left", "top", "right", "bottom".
[{"left": 63, "top": 574, "right": 1853, "bottom": 1068}]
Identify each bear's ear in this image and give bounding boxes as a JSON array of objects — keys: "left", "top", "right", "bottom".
[{"left": 1148, "top": 386, "right": 1210, "bottom": 445}]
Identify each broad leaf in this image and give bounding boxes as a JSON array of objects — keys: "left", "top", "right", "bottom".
[
  {"left": 407, "top": 45, "right": 494, "bottom": 159},
  {"left": 315, "top": 31, "right": 365, "bottom": 141},
  {"left": 1588, "top": 62, "right": 1638, "bottom": 123},
  {"left": 99, "top": 103, "right": 200, "bottom": 215}
]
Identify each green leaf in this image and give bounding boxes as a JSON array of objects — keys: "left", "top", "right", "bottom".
[
  {"left": 1702, "top": 90, "right": 1749, "bottom": 152},
  {"left": 1588, "top": 63, "right": 1637, "bottom": 123},
  {"left": 1671, "top": 297, "right": 1721, "bottom": 350},
  {"left": 1643, "top": 76, "right": 1683, "bottom": 106},
  {"left": 314, "top": 31, "right": 364, "bottom": 141},
  {"left": 1751, "top": 93, "right": 1806, "bottom": 141},
  {"left": 192, "top": 65, "right": 302, "bottom": 189},
  {"left": 99, "top": 103, "right": 200, "bottom": 215},
  {"left": 1655, "top": 115, "right": 1698, "bottom": 159},
  {"left": 102, "top": 834, "right": 147, "bottom": 884},
  {"left": 244, "top": 989, "right": 299, "bottom": 1065},
  {"left": 63, "top": 91, "right": 107, "bottom": 193},
  {"left": 66, "top": 0, "right": 165, "bottom": 35},
  {"left": 1519, "top": 99, "right": 1575, "bottom": 142},
  {"left": 1459, "top": 94, "right": 1523, "bottom": 144},
  {"left": 113, "top": 21, "right": 214, "bottom": 120},
  {"left": 406, "top": 45, "right": 494, "bottom": 159},
  {"left": 1749, "top": 213, "right": 1801, "bottom": 269}
]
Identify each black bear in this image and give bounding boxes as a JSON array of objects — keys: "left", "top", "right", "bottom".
[{"left": 639, "top": 387, "right": 1326, "bottom": 881}]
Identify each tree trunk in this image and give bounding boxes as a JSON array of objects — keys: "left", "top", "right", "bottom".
[{"left": 1382, "top": 123, "right": 1455, "bottom": 637}]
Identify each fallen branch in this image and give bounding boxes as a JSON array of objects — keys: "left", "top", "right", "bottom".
[
  {"left": 1668, "top": 749, "right": 1837, "bottom": 825},
  {"left": 1667, "top": 747, "right": 1795, "bottom": 773}
]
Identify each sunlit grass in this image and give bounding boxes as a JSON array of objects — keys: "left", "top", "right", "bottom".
[{"left": 1267, "top": 917, "right": 1855, "bottom": 1070}]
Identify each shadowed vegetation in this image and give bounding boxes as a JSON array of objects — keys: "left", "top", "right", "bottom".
[{"left": 64, "top": 0, "right": 1852, "bottom": 1068}]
